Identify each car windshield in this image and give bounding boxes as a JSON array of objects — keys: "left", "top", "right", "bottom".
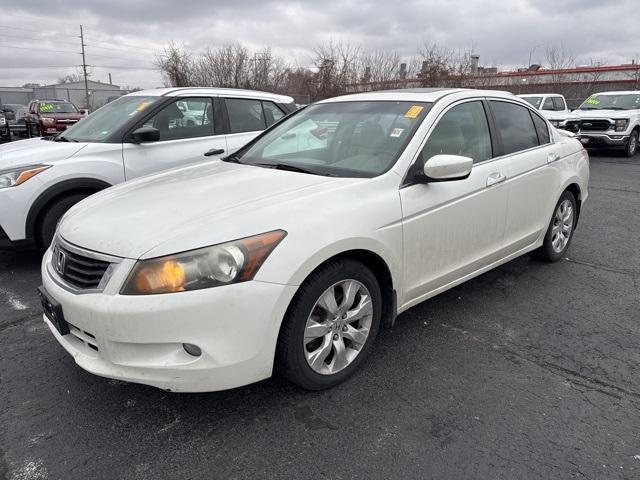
[
  {"left": 233, "top": 101, "right": 431, "bottom": 178},
  {"left": 39, "top": 102, "right": 77, "bottom": 113},
  {"left": 521, "top": 96, "right": 543, "bottom": 109},
  {"left": 578, "top": 93, "right": 640, "bottom": 110},
  {"left": 59, "top": 96, "right": 161, "bottom": 142}
]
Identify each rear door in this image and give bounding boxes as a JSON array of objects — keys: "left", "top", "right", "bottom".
[
  {"left": 222, "top": 98, "right": 286, "bottom": 153},
  {"left": 122, "top": 96, "right": 227, "bottom": 179},
  {"left": 488, "top": 100, "right": 560, "bottom": 253}
]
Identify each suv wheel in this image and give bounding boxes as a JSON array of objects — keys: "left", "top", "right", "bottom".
[
  {"left": 624, "top": 130, "right": 638, "bottom": 157},
  {"left": 276, "top": 259, "right": 382, "bottom": 390},
  {"left": 36, "top": 194, "right": 89, "bottom": 251},
  {"left": 532, "top": 191, "right": 577, "bottom": 262}
]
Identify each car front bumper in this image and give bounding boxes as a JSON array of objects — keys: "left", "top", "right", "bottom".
[
  {"left": 578, "top": 132, "right": 630, "bottom": 147},
  {"left": 41, "top": 248, "right": 298, "bottom": 392}
]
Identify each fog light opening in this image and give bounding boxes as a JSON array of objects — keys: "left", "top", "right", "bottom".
[{"left": 183, "top": 343, "right": 202, "bottom": 357}]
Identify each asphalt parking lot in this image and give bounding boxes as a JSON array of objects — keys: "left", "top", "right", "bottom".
[{"left": 1, "top": 153, "right": 639, "bottom": 480}]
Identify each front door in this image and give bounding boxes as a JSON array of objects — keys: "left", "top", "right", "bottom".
[
  {"left": 123, "top": 97, "right": 227, "bottom": 180},
  {"left": 400, "top": 100, "right": 509, "bottom": 305}
]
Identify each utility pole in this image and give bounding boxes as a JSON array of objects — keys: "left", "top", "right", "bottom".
[{"left": 79, "top": 25, "right": 90, "bottom": 110}]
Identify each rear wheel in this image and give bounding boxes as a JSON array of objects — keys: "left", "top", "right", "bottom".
[
  {"left": 276, "top": 259, "right": 382, "bottom": 390},
  {"left": 36, "top": 194, "right": 89, "bottom": 251},
  {"left": 532, "top": 191, "right": 577, "bottom": 262}
]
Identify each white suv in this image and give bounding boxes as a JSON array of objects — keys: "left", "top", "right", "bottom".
[
  {"left": 566, "top": 91, "right": 640, "bottom": 157},
  {"left": 518, "top": 93, "right": 577, "bottom": 129},
  {"left": 0, "top": 88, "right": 296, "bottom": 250}
]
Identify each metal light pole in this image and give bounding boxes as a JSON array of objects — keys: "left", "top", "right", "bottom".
[
  {"left": 528, "top": 45, "right": 540, "bottom": 68},
  {"left": 79, "top": 25, "right": 90, "bottom": 110}
]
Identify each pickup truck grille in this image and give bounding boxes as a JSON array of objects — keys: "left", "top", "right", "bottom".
[
  {"left": 565, "top": 119, "right": 612, "bottom": 133},
  {"left": 51, "top": 243, "right": 110, "bottom": 290}
]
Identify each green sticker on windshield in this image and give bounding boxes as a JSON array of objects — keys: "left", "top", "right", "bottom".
[
  {"left": 39, "top": 103, "right": 54, "bottom": 112},
  {"left": 585, "top": 96, "right": 600, "bottom": 105}
]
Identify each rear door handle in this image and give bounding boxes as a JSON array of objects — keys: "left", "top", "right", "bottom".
[
  {"left": 486, "top": 172, "right": 506, "bottom": 187},
  {"left": 547, "top": 152, "right": 560, "bottom": 163},
  {"left": 204, "top": 148, "right": 225, "bottom": 157}
]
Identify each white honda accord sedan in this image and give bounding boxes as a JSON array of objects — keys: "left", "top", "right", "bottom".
[{"left": 40, "top": 88, "right": 589, "bottom": 392}]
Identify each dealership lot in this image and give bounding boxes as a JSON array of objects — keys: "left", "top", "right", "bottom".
[{"left": 0, "top": 154, "right": 639, "bottom": 479}]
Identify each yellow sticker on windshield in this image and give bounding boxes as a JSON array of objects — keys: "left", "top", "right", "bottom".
[
  {"left": 404, "top": 105, "right": 424, "bottom": 119},
  {"left": 135, "top": 101, "right": 153, "bottom": 112},
  {"left": 39, "top": 103, "right": 54, "bottom": 112}
]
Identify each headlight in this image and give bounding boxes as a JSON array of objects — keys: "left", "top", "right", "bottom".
[
  {"left": 0, "top": 164, "right": 51, "bottom": 189},
  {"left": 121, "top": 230, "right": 287, "bottom": 295},
  {"left": 0, "top": 116, "right": 5, "bottom": 125},
  {"left": 41, "top": 117, "right": 55, "bottom": 125},
  {"left": 615, "top": 119, "right": 629, "bottom": 132}
]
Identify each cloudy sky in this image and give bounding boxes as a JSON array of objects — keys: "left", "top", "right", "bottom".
[{"left": 1, "top": 0, "right": 639, "bottom": 90}]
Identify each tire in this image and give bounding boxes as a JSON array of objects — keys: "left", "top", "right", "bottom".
[
  {"left": 276, "top": 259, "right": 382, "bottom": 390},
  {"left": 624, "top": 130, "right": 638, "bottom": 157},
  {"left": 532, "top": 191, "right": 577, "bottom": 262},
  {"left": 36, "top": 194, "right": 89, "bottom": 251}
]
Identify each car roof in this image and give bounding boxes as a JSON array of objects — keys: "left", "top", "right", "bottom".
[
  {"left": 318, "top": 88, "right": 520, "bottom": 104},
  {"left": 590, "top": 90, "right": 640, "bottom": 95},
  {"left": 519, "top": 93, "right": 564, "bottom": 97},
  {"left": 125, "top": 87, "right": 294, "bottom": 103}
]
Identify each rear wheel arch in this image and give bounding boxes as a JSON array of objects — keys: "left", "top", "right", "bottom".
[{"left": 26, "top": 178, "right": 111, "bottom": 241}]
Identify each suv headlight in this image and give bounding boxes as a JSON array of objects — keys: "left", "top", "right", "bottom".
[
  {"left": 615, "top": 119, "right": 629, "bottom": 132},
  {"left": 121, "top": 230, "right": 287, "bottom": 295},
  {"left": 0, "top": 164, "right": 51, "bottom": 189},
  {"left": 0, "top": 116, "right": 6, "bottom": 125}
]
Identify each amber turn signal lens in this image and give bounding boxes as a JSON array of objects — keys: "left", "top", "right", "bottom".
[
  {"left": 131, "top": 260, "right": 186, "bottom": 295},
  {"left": 15, "top": 166, "right": 50, "bottom": 186}
]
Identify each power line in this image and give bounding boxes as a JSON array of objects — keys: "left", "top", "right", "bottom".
[
  {"left": 0, "top": 24, "right": 77, "bottom": 38},
  {"left": 84, "top": 43, "right": 154, "bottom": 57},
  {"left": 0, "top": 32, "right": 79, "bottom": 46},
  {"left": 0, "top": 43, "right": 80, "bottom": 55}
]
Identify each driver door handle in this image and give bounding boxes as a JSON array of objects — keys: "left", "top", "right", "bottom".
[
  {"left": 547, "top": 152, "right": 560, "bottom": 163},
  {"left": 486, "top": 172, "right": 506, "bottom": 187},
  {"left": 204, "top": 148, "right": 225, "bottom": 157}
]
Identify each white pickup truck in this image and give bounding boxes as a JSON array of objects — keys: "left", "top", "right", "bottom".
[
  {"left": 518, "top": 93, "right": 577, "bottom": 129},
  {"left": 564, "top": 91, "right": 640, "bottom": 157}
]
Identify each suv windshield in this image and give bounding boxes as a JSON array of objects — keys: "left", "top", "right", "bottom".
[
  {"left": 521, "top": 96, "right": 543, "bottom": 109},
  {"left": 232, "top": 101, "right": 431, "bottom": 178},
  {"left": 39, "top": 102, "right": 78, "bottom": 114},
  {"left": 578, "top": 93, "right": 640, "bottom": 110},
  {"left": 60, "top": 96, "right": 161, "bottom": 142}
]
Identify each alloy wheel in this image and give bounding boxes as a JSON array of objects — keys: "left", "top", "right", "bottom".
[
  {"left": 551, "top": 199, "right": 573, "bottom": 253},
  {"left": 303, "top": 279, "right": 373, "bottom": 375}
]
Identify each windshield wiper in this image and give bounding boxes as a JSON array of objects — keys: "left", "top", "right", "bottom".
[
  {"left": 252, "top": 162, "right": 333, "bottom": 176},
  {"left": 53, "top": 136, "right": 77, "bottom": 142},
  {"left": 221, "top": 154, "right": 243, "bottom": 163}
]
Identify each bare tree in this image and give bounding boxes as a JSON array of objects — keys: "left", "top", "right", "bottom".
[
  {"left": 155, "top": 43, "right": 194, "bottom": 87},
  {"left": 57, "top": 67, "right": 92, "bottom": 84}
]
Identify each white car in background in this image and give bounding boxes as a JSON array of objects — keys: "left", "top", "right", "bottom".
[
  {"left": 518, "top": 93, "right": 577, "bottom": 129},
  {"left": 40, "top": 88, "right": 589, "bottom": 392},
  {"left": 564, "top": 91, "right": 640, "bottom": 157},
  {"left": 0, "top": 87, "right": 296, "bottom": 250}
]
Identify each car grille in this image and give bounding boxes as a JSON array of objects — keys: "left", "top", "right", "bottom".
[
  {"left": 565, "top": 119, "right": 612, "bottom": 133},
  {"left": 51, "top": 243, "right": 110, "bottom": 290},
  {"left": 68, "top": 322, "right": 99, "bottom": 351}
]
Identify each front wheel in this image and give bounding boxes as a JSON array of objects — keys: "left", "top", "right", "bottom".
[
  {"left": 36, "top": 194, "right": 89, "bottom": 251},
  {"left": 276, "top": 260, "right": 382, "bottom": 390},
  {"left": 624, "top": 130, "right": 638, "bottom": 157},
  {"left": 532, "top": 191, "right": 577, "bottom": 262}
]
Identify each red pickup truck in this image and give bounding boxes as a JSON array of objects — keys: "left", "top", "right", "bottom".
[{"left": 24, "top": 99, "right": 86, "bottom": 136}]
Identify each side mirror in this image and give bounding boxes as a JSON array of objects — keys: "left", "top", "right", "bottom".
[
  {"left": 422, "top": 154, "right": 473, "bottom": 182},
  {"left": 79, "top": 109, "right": 88, "bottom": 115},
  {"left": 130, "top": 127, "right": 160, "bottom": 143}
]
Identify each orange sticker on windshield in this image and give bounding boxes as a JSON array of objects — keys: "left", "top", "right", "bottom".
[
  {"left": 404, "top": 105, "right": 424, "bottom": 119},
  {"left": 135, "top": 101, "right": 152, "bottom": 112}
]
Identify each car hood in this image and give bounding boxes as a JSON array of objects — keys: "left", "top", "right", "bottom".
[
  {"left": 0, "top": 138, "right": 87, "bottom": 170},
  {"left": 572, "top": 109, "right": 638, "bottom": 119},
  {"left": 59, "top": 160, "right": 349, "bottom": 259}
]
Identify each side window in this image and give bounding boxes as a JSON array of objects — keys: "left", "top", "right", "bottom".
[
  {"left": 541, "top": 97, "right": 554, "bottom": 110},
  {"left": 142, "top": 97, "right": 214, "bottom": 141},
  {"left": 420, "top": 101, "right": 492, "bottom": 164},
  {"left": 552, "top": 97, "right": 566, "bottom": 111},
  {"left": 490, "top": 101, "right": 539, "bottom": 154},
  {"left": 531, "top": 112, "right": 551, "bottom": 145},
  {"left": 262, "top": 101, "right": 285, "bottom": 127},
  {"left": 226, "top": 98, "right": 266, "bottom": 133}
]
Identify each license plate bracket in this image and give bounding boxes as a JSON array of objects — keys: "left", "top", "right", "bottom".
[{"left": 37, "top": 286, "right": 69, "bottom": 335}]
